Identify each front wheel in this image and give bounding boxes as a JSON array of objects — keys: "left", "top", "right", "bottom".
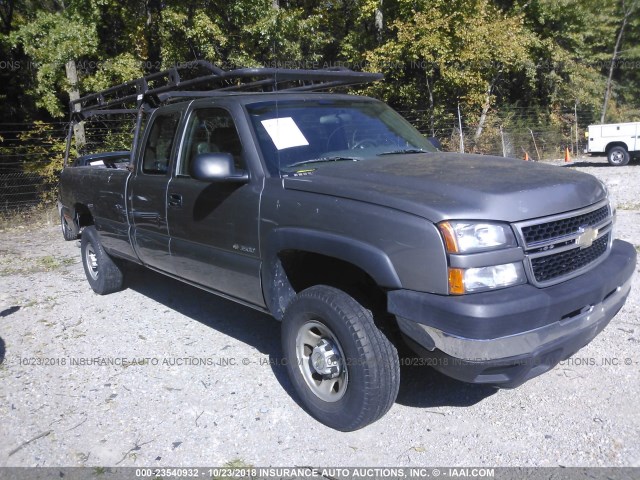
[
  {"left": 608, "top": 146, "right": 630, "bottom": 166},
  {"left": 81, "top": 226, "right": 124, "bottom": 295},
  {"left": 281, "top": 285, "right": 400, "bottom": 431}
]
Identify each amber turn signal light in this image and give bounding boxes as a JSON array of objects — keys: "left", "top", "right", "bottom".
[
  {"left": 439, "top": 222, "right": 459, "bottom": 253},
  {"left": 448, "top": 268, "right": 465, "bottom": 295}
]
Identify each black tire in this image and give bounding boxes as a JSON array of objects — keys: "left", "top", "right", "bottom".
[
  {"left": 281, "top": 285, "right": 400, "bottom": 431},
  {"left": 61, "top": 212, "right": 78, "bottom": 241},
  {"left": 607, "top": 146, "right": 630, "bottom": 166},
  {"left": 80, "top": 226, "right": 124, "bottom": 295}
]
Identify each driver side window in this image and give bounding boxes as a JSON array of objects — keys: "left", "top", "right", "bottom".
[{"left": 179, "top": 108, "right": 245, "bottom": 176}]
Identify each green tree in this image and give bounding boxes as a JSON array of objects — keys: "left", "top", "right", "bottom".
[
  {"left": 600, "top": 0, "right": 639, "bottom": 122},
  {"left": 508, "top": 0, "right": 630, "bottom": 121},
  {"left": 11, "top": 0, "right": 98, "bottom": 118},
  {"left": 363, "top": 0, "right": 535, "bottom": 145}
]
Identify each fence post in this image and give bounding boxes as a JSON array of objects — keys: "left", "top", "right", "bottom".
[
  {"left": 574, "top": 102, "right": 579, "bottom": 157},
  {"left": 500, "top": 125, "right": 507, "bottom": 157},
  {"left": 529, "top": 128, "right": 541, "bottom": 161},
  {"left": 457, "top": 103, "right": 465, "bottom": 153}
]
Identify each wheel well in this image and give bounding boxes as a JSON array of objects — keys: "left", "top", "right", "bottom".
[
  {"left": 606, "top": 142, "right": 628, "bottom": 153},
  {"left": 74, "top": 203, "right": 94, "bottom": 228},
  {"left": 277, "top": 250, "right": 398, "bottom": 334}
]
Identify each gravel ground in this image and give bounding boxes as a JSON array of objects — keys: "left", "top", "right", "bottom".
[{"left": 0, "top": 156, "right": 639, "bottom": 468}]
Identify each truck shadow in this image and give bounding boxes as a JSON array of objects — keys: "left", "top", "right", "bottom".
[
  {"left": 125, "top": 266, "right": 495, "bottom": 410},
  {"left": 396, "top": 362, "right": 496, "bottom": 408},
  {"left": 564, "top": 160, "right": 635, "bottom": 168},
  {"left": 124, "top": 267, "right": 281, "bottom": 356}
]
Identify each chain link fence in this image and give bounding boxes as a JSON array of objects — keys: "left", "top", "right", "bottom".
[
  {"left": 0, "top": 116, "right": 136, "bottom": 215},
  {"left": 0, "top": 121, "right": 65, "bottom": 215},
  {"left": 0, "top": 172, "right": 44, "bottom": 212},
  {"left": 398, "top": 105, "right": 591, "bottom": 161}
]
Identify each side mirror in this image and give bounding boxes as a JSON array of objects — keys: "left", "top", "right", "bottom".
[{"left": 190, "top": 152, "right": 248, "bottom": 183}]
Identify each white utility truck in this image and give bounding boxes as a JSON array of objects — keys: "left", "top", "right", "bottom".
[{"left": 586, "top": 122, "right": 639, "bottom": 166}]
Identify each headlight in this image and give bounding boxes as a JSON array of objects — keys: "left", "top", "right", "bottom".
[
  {"left": 449, "top": 262, "right": 527, "bottom": 294},
  {"left": 439, "top": 221, "right": 517, "bottom": 254}
]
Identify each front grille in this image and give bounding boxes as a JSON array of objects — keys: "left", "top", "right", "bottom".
[
  {"left": 521, "top": 205, "right": 609, "bottom": 245},
  {"left": 515, "top": 201, "right": 613, "bottom": 287},
  {"left": 530, "top": 233, "right": 610, "bottom": 283}
]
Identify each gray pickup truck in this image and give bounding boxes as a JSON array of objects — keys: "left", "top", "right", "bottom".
[{"left": 59, "top": 63, "right": 636, "bottom": 431}]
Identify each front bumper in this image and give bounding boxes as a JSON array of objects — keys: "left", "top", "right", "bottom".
[{"left": 388, "top": 240, "right": 636, "bottom": 388}]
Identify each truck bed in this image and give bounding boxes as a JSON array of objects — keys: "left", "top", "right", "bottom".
[{"left": 59, "top": 160, "right": 135, "bottom": 260}]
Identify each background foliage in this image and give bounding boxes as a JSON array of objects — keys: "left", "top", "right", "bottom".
[
  {"left": 0, "top": 0, "right": 639, "bottom": 209},
  {"left": 1, "top": 0, "right": 638, "bottom": 124}
]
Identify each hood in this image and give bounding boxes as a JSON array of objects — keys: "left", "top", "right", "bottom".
[{"left": 282, "top": 153, "right": 607, "bottom": 223}]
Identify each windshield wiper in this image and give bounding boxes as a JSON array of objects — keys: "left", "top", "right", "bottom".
[
  {"left": 286, "top": 156, "right": 361, "bottom": 169},
  {"left": 377, "top": 148, "right": 429, "bottom": 156}
]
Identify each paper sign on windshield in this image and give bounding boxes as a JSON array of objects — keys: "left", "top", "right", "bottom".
[{"left": 261, "top": 117, "right": 309, "bottom": 150}]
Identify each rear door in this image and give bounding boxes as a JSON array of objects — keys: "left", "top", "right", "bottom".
[
  {"left": 129, "top": 106, "right": 182, "bottom": 274},
  {"left": 167, "top": 106, "right": 264, "bottom": 305}
]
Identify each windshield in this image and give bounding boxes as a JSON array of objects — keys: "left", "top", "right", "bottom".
[{"left": 246, "top": 98, "right": 436, "bottom": 176}]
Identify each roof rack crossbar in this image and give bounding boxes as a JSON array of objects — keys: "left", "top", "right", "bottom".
[{"left": 285, "top": 80, "right": 373, "bottom": 92}]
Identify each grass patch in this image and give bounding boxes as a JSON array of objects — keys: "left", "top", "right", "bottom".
[
  {"left": 212, "top": 459, "right": 255, "bottom": 480},
  {"left": 223, "top": 459, "right": 253, "bottom": 469},
  {"left": 617, "top": 203, "right": 640, "bottom": 211},
  {"left": 0, "top": 204, "right": 58, "bottom": 232},
  {"left": 0, "top": 255, "right": 76, "bottom": 276}
]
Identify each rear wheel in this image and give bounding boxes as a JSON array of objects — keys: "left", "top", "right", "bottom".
[
  {"left": 281, "top": 285, "right": 400, "bottom": 431},
  {"left": 81, "top": 226, "right": 124, "bottom": 295},
  {"left": 607, "top": 146, "right": 630, "bottom": 166},
  {"left": 60, "top": 212, "right": 78, "bottom": 241}
]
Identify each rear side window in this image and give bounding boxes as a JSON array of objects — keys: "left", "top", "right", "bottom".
[{"left": 142, "top": 113, "right": 180, "bottom": 174}]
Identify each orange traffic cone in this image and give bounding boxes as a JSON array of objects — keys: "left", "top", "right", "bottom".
[
  {"left": 523, "top": 152, "right": 529, "bottom": 161},
  {"left": 564, "top": 147, "right": 571, "bottom": 163}
]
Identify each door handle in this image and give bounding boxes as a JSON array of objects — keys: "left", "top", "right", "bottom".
[{"left": 168, "top": 193, "right": 183, "bottom": 207}]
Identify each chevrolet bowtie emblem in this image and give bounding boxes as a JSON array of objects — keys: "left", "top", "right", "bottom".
[{"left": 576, "top": 226, "right": 598, "bottom": 249}]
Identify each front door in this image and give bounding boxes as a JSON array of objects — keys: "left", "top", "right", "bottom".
[{"left": 167, "top": 107, "right": 263, "bottom": 305}]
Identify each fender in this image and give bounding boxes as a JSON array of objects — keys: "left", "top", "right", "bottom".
[
  {"left": 261, "top": 227, "right": 402, "bottom": 319},
  {"left": 606, "top": 141, "right": 629, "bottom": 152}
]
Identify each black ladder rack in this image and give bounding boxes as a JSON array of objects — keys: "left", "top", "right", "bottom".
[
  {"left": 64, "top": 61, "right": 382, "bottom": 166},
  {"left": 69, "top": 60, "right": 383, "bottom": 121}
]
